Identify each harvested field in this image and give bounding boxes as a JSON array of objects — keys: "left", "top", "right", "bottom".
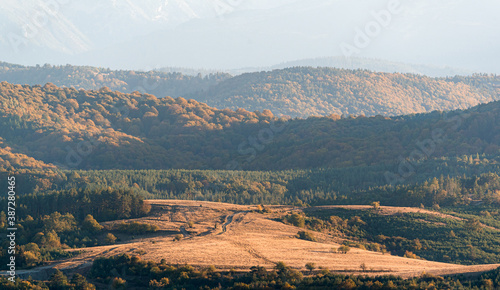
[{"left": 21, "top": 200, "right": 500, "bottom": 279}]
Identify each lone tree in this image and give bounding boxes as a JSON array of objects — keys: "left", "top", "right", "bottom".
[
  {"left": 288, "top": 213, "right": 305, "bottom": 228},
  {"left": 82, "top": 214, "right": 103, "bottom": 233},
  {"left": 297, "top": 231, "right": 317, "bottom": 242},
  {"left": 71, "top": 273, "right": 95, "bottom": 290},
  {"left": 338, "top": 245, "right": 350, "bottom": 254},
  {"left": 49, "top": 269, "right": 69, "bottom": 289},
  {"left": 105, "top": 233, "right": 117, "bottom": 244},
  {"left": 112, "top": 277, "right": 127, "bottom": 289},
  {"left": 371, "top": 201, "right": 380, "bottom": 210},
  {"left": 360, "top": 263, "right": 367, "bottom": 272},
  {"left": 305, "top": 262, "right": 316, "bottom": 273},
  {"left": 466, "top": 218, "right": 483, "bottom": 232},
  {"left": 274, "top": 261, "right": 288, "bottom": 274}
]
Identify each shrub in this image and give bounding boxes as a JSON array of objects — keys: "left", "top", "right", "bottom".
[
  {"left": 149, "top": 278, "right": 170, "bottom": 288},
  {"left": 49, "top": 269, "right": 69, "bottom": 288},
  {"left": 360, "top": 263, "right": 367, "bottom": 272},
  {"left": 287, "top": 213, "right": 305, "bottom": 228},
  {"left": 114, "top": 222, "right": 159, "bottom": 235},
  {"left": 404, "top": 251, "right": 418, "bottom": 259},
  {"left": 297, "top": 231, "right": 316, "bottom": 242},
  {"left": 337, "top": 245, "right": 350, "bottom": 254},
  {"left": 105, "top": 233, "right": 117, "bottom": 244},
  {"left": 305, "top": 262, "right": 316, "bottom": 273},
  {"left": 82, "top": 214, "right": 103, "bottom": 233},
  {"left": 111, "top": 277, "right": 126, "bottom": 289}
]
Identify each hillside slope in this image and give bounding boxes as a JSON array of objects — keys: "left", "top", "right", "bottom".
[
  {"left": 0, "top": 62, "right": 230, "bottom": 98},
  {"left": 0, "top": 81, "right": 499, "bottom": 172},
  {"left": 21, "top": 200, "right": 500, "bottom": 279},
  {"left": 199, "top": 67, "right": 500, "bottom": 117},
  {"left": 2, "top": 63, "right": 499, "bottom": 118}
]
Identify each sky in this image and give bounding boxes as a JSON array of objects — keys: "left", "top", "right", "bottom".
[{"left": 0, "top": 0, "right": 499, "bottom": 73}]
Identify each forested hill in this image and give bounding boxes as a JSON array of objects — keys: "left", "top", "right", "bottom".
[
  {"left": 0, "top": 62, "right": 230, "bottom": 98},
  {"left": 198, "top": 67, "right": 500, "bottom": 118},
  {"left": 0, "top": 81, "right": 499, "bottom": 173},
  {"left": 1, "top": 62, "right": 499, "bottom": 118},
  {"left": 0, "top": 81, "right": 277, "bottom": 171}
]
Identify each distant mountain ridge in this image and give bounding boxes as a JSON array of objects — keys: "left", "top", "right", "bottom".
[
  {"left": 159, "top": 56, "right": 475, "bottom": 77},
  {"left": 0, "top": 61, "right": 230, "bottom": 98},
  {"left": 198, "top": 67, "right": 499, "bottom": 118},
  {"left": 268, "top": 57, "right": 476, "bottom": 78},
  {"left": 1, "top": 1, "right": 499, "bottom": 72},
  {"left": 1, "top": 62, "right": 499, "bottom": 118}
]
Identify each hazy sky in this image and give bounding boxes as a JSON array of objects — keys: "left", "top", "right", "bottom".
[{"left": 0, "top": 0, "right": 499, "bottom": 73}]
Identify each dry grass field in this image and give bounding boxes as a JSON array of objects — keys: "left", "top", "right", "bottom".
[{"left": 23, "top": 200, "right": 500, "bottom": 279}]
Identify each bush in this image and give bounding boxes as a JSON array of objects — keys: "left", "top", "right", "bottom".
[
  {"left": 71, "top": 274, "right": 95, "bottom": 290},
  {"left": 114, "top": 222, "right": 159, "bottom": 235},
  {"left": 111, "top": 277, "right": 126, "bottom": 289},
  {"left": 337, "top": 245, "right": 350, "bottom": 254},
  {"left": 404, "top": 251, "right": 418, "bottom": 259},
  {"left": 49, "top": 269, "right": 69, "bottom": 289},
  {"left": 287, "top": 213, "right": 305, "bottom": 228},
  {"left": 297, "top": 231, "right": 316, "bottom": 242},
  {"left": 305, "top": 262, "right": 316, "bottom": 273},
  {"left": 149, "top": 278, "right": 170, "bottom": 288},
  {"left": 82, "top": 214, "right": 103, "bottom": 233},
  {"left": 105, "top": 233, "right": 117, "bottom": 244}
]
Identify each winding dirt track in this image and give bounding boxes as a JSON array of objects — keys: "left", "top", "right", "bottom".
[{"left": 14, "top": 200, "right": 500, "bottom": 280}]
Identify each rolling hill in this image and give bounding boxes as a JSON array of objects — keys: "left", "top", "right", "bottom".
[
  {"left": 0, "top": 62, "right": 230, "bottom": 98},
  {"left": 0, "top": 81, "right": 499, "bottom": 173},
  {"left": 230, "top": 56, "right": 476, "bottom": 77},
  {"left": 198, "top": 67, "right": 500, "bottom": 117},
  {"left": 1, "top": 62, "right": 499, "bottom": 118},
  {"left": 9, "top": 200, "right": 500, "bottom": 281}
]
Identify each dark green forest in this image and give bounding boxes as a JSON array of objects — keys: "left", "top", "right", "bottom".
[
  {"left": 4, "top": 161, "right": 500, "bottom": 207},
  {"left": 0, "top": 188, "right": 149, "bottom": 269}
]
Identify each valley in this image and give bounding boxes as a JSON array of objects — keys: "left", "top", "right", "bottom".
[{"left": 2, "top": 1, "right": 499, "bottom": 288}]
